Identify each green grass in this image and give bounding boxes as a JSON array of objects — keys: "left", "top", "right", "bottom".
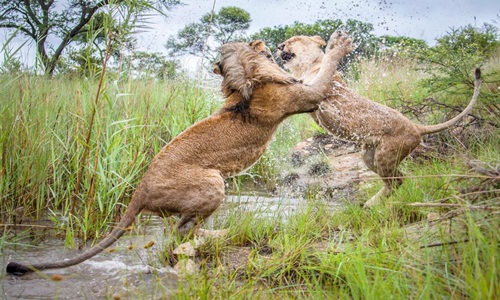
[{"left": 179, "top": 149, "right": 497, "bottom": 299}]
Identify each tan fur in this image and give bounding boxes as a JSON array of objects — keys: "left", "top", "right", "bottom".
[
  {"left": 6, "top": 32, "right": 353, "bottom": 276},
  {"left": 277, "top": 35, "right": 481, "bottom": 207},
  {"left": 214, "top": 40, "right": 299, "bottom": 101}
]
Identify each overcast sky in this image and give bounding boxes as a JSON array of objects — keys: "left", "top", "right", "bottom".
[{"left": 139, "top": 0, "right": 499, "bottom": 54}]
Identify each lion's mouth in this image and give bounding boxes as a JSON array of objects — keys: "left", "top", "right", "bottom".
[{"left": 279, "top": 51, "right": 296, "bottom": 63}]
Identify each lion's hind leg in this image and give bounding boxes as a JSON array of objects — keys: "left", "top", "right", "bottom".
[
  {"left": 363, "top": 137, "right": 417, "bottom": 208},
  {"left": 172, "top": 169, "right": 227, "bottom": 258},
  {"left": 172, "top": 168, "right": 225, "bottom": 236}
]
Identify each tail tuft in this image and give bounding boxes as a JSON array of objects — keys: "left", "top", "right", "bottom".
[
  {"left": 475, "top": 67, "right": 481, "bottom": 80},
  {"left": 6, "top": 262, "right": 33, "bottom": 276}
]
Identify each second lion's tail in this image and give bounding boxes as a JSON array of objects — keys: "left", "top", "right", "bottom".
[{"left": 419, "top": 68, "right": 481, "bottom": 135}]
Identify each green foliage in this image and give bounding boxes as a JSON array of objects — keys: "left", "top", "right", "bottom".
[
  {"left": 203, "top": 6, "right": 251, "bottom": 42},
  {"left": 377, "top": 35, "right": 428, "bottom": 60},
  {"left": 61, "top": 12, "right": 124, "bottom": 76},
  {"left": 121, "top": 51, "right": 181, "bottom": 79},
  {"left": 410, "top": 23, "right": 500, "bottom": 129},
  {"left": 379, "top": 35, "right": 428, "bottom": 50},
  {"left": 253, "top": 19, "right": 340, "bottom": 50},
  {"left": 417, "top": 24, "right": 499, "bottom": 97},
  {"left": 166, "top": 6, "right": 251, "bottom": 62}
]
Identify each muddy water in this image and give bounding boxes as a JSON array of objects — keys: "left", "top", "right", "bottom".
[
  {"left": 1, "top": 194, "right": 328, "bottom": 299},
  {"left": 1, "top": 216, "right": 177, "bottom": 299}
]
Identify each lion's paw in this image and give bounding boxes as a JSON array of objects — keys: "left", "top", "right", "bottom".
[{"left": 326, "top": 30, "right": 354, "bottom": 56}]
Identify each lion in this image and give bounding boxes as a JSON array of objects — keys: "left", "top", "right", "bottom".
[
  {"left": 277, "top": 35, "right": 481, "bottom": 207},
  {"left": 6, "top": 31, "right": 353, "bottom": 276}
]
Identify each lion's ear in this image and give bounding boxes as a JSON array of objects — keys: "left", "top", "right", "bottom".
[
  {"left": 213, "top": 62, "right": 221, "bottom": 75},
  {"left": 249, "top": 40, "right": 265, "bottom": 52},
  {"left": 311, "top": 35, "right": 326, "bottom": 47}
]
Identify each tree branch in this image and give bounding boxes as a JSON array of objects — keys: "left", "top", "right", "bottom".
[
  {"left": 406, "top": 202, "right": 499, "bottom": 211},
  {"left": 23, "top": 0, "right": 42, "bottom": 26},
  {"left": 419, "top": 239, "right": 470, "bottom": 249}
]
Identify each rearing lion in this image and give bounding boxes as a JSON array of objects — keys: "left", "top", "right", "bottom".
[
  {"left": 277, "top": 35, "right": 481, "bottom": 207},
  {"left": 6, "top": 31, "right": 353, "bottom": 276}
]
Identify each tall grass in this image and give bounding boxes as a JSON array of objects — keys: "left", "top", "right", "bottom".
[{"left": 0, "top": 74, "right": 222, "bottom": 243}]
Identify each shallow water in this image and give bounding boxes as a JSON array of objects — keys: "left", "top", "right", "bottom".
[
  {"left": 1, "top": 194, "right": 332, "bottom": 299},
  {"left": 1, "top": 217, "right": 177, "bottom": 299}
]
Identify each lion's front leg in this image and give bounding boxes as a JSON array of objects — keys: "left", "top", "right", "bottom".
[
  {"left": 308, "top": 31, "right": 353, "bottom": 92},
  {"left": 290, "top": 32, "right": 353, "bottom": 113}
]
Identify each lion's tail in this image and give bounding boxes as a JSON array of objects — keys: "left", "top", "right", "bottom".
[
  {"left": 419, "top": 68, "right": 481, "bottom": 135},
  {"left": 6, "top": 199, "right": 144, "bottom": 276}
]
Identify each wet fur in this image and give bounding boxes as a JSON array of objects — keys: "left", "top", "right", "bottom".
[
  {"left": 277, "top": 35, "right": 481, "bottom": 207},
  {"left": 7, "top": 33, "right": 353, "bottom": 276}
]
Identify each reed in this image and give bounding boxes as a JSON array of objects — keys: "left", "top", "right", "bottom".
[{"left": 0, "top": 73, "right": 222, "bottom": 242}]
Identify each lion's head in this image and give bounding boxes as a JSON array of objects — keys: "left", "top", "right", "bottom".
[
  {"left": 249, "top": 40, "right": 276, "bottom": 63},
  {"left": 213, "top": 39, "right": 299, "bottom": 121},
  {"left": 213, "top": 40, "right": 291, "bottom": 100},
  {"left": 277, "top": 35, "right": 326, "bottom": 73}
]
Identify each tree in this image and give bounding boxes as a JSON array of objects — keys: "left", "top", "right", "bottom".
[
  {"left": 166, "top": 6, "right": 251, "bottom": 62},
  {"left": 376, "top": 35, "right": 428, "bottom": 59},
  {"left": 0, "top": 0, "right": 181, "bottom": 76},
  {"left": 414, "top": 23, "right": 499, "bottom": 128},
  {"left": 123, "top": 51, "right": 181, "bottom": 79}
]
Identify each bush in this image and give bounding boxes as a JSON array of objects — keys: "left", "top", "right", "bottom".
[{"left": 416, "top": 24, "right": 499, "bottom": 99}]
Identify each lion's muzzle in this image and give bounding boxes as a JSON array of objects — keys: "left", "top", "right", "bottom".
[{"left": 279, "top": 50, "right": 295, "bottom": 62}]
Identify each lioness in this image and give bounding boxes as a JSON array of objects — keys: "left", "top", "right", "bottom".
[
  {"left": 277, "top": 35, "right": 481, "bottom": 207},
  {"left": 6, "top": 32, "right": 353, "bottom": 276}
]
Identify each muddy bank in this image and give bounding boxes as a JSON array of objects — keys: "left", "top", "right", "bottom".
[{"left": 277, "top": 134, "right": 376, "bottom": 203}]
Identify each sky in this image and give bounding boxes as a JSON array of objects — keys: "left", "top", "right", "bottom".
[{"left": 1, "top": 0, "right": 499, "bottom": 70}]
